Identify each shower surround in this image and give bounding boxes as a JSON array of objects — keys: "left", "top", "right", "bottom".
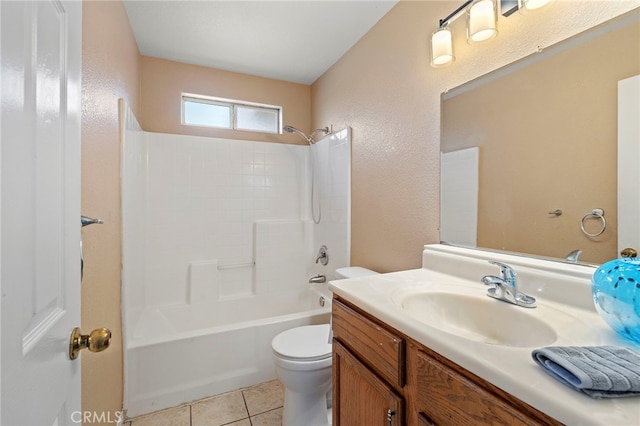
[{"left": 120, "top": 103, "right": 350, "bottom": 416}]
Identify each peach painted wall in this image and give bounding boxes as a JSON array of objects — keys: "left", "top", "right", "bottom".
[
  {"left": 139, "top": 56, "right": 311, "bottom": 145},
  {"left": 81, "top": 0, "right": 140, "bottom": 422},
  {"left": 77, "top": 0, "right": 639, "bottom": 419},
  {"left": 311, "top": 0, "right": 640, "bottom": 273}
]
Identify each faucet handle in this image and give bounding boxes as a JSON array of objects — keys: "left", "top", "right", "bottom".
[
  {"left": 315, "top": 245, "right": 329, "bottom": 266},
  {"left": 485, "top": 261, "right": 536, "bottom": 308},
  {"left": 488, "top": 261, "right": 516, "bottom": 284}
]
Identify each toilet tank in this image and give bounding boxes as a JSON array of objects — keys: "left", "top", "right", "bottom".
[{"left": 335, "top": 266, "right": 379, "bottom": 279}]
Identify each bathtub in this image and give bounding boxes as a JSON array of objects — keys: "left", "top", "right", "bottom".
[{"left": 123, "top": 285, "right": 332, "bottom": 418}]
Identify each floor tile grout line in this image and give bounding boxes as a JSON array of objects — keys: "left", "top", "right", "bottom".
[
  {"left": 241, "top": 388, "right": 251, "bottom": 421},
  {"left": 127, "top": 379, "right": 283, "bottom": 426}
]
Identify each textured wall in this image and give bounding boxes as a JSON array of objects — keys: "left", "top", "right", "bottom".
[
  {"left": 311, "top": 0, "right": 640, "bottom": 273},
  {"left": 139, "top": 56, "right": 311, "bottom": 145},
  {"left": 79, "top": 0, "right": 640, "bottom": 418},
  {"left": 81, "top": 0, "right": 140, "bottom": 421}
]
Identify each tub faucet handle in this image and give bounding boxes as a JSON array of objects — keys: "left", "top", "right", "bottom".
[{"left": 315, "top": 245, "right": 329, "bottom": 265}]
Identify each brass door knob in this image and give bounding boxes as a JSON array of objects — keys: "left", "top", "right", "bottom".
[
  {"left": 69, "top": 327, "right": 111, "bottom": 360},
  {"left": 620, "top": 248, "right": 638, "bottom": 258}
]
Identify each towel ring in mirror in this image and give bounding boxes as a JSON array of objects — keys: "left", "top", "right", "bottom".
[{"left": 580, "top": 208, "right": 606, "bottom": 237}]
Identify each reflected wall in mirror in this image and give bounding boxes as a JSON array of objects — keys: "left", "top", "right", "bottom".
[{"left": 441, "top": 11, "right": 640, "bottom": 265}]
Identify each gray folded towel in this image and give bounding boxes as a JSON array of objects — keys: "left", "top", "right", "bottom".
[{"left": 531, "top": 346, "right": 640, "bottom": 398}]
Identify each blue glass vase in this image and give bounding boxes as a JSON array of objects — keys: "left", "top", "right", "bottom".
[{"left": 592, "top": 258, "right": 640, "bottom": 343}]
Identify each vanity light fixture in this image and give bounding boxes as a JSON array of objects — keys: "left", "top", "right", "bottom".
[
  {"left": 429, "top": 0, "right": 497, "bottom": 68},
  {"left": 467, "top": 0, "right": 498, "bottom": 43},
  {"left": 520, "top": 0, "right": 555, "bottom": 12},
  {"left": 501, "top": 0, "right": 554, "bottom": 16},
  {"left": 430, "top": 26, "right": 455, "bottom": 67},
  {"left": 430, "top": 0, "right": 554, "bottom": 68},
  {"left": 429, "top": 0, "right": 472, "bottom": 67}
]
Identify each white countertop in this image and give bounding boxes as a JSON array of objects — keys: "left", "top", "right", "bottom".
[{"left": 329, "top": 245, "right": 640, "bottom": 426}]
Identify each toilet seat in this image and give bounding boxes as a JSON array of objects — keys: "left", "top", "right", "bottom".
[{"left": 272, "top": 324, "right": 332, "bottom": 361}]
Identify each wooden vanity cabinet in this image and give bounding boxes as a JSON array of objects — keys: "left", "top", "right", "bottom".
[
  {"left": 332, "top": 298, "right": 405, "bottom": 426},
  {"left": 332, "top": 297, "right": 562, "bottom": 426}
]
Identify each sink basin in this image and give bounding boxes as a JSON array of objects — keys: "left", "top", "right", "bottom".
[{"left": 398, "top": 292, "right": 557, "bottom": 347}]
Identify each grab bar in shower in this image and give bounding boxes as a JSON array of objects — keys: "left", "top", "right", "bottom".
[{"left": 217, "top": 262, "right": 255, "bottom": 270}]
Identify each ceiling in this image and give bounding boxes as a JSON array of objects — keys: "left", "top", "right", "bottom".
[{"left": 124, "top": 1, "right": 398, "bottom": 85}]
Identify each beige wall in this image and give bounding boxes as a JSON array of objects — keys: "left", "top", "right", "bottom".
[
  {"left": 80, "top": 2, "right": 311, "bottom": 420},
  {"left": 81, "top": 0, "right": 140, "bottom": 422},
  {"left": 139, "top": 56, "right": 311, "bottom": 145},
  {"left": 79, "top": 0, "right": 640, "bottom": 420},
  {"left": 442, "top": 19, "right": 639, "bottom": 264},
  {"left": 311, "top": 0, "right": 640, "bottom": 273}
]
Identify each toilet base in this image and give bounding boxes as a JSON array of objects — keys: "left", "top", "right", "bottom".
[{"left": 282, "top": 389, "right": 331, "bottom": 426}]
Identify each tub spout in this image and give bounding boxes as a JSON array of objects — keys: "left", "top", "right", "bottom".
[{"left": 309, "top": 274, "right": 326, "bottom": 284}]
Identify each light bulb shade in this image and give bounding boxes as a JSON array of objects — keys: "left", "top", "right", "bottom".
[
  {"left": 520, "top": 0, "right": 554, "bottom": 11},
  {"left": 467, "top": 0, "right": 498, "bottom": 44},
  {"left": 430, "top": 27, "right": 455, "bottom": 67}
]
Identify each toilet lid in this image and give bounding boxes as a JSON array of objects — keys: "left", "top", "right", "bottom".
[{"left": 272, "top": 324, "right": 332, "bottom": 361}]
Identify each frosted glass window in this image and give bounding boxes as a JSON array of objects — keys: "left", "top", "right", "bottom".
[
  {"left": 182, "top": 93, "right": 281, "bottom": 134},
  {"left": 183, "top": 100, "right": 230, "bottom": 128},
  {"left": 236, "top": 106, "right": 279, "bottom": 133}
]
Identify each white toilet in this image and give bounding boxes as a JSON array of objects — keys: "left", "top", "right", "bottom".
[{"left": 272, "top": 267, "right": 379, "bottom": 426}]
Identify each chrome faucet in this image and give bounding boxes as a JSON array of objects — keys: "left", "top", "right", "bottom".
[
  {"left": 481, "top": 261, "right": 536, "bottom": 308},
  {"left": 309, "top": 274, "right": 326, "bottom": 284}
]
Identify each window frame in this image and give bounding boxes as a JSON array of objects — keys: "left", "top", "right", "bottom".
[{"left": 181, "top": 93, "right": 282, "bottom": 134}]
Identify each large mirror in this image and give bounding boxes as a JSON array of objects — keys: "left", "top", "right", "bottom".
[{"left": 440, "top": 10, "right": 639, "bottom": 265}]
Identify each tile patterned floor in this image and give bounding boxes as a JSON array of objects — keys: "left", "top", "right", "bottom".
[{"left": 125, "top": 380, "right": 284, "bottom": 426}]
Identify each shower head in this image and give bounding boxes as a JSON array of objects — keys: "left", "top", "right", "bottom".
[
  {"left": 283, "top": 125, "right": 312, "bottom": 144},
  {"left": 282, "top": 125, "right": 331, "bottom": 144}
]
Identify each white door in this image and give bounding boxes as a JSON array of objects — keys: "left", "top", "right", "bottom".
[
  {"left": 1, "top": 1, "right": 82, "bottom": 425},
  {"left": 618, "top": 74, "right": 640, "bottom": 256}
]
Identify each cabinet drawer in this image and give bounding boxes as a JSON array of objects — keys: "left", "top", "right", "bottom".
[
  {"left": 416, "top": 350, "right": 547, "bottom": 426},
  {"left": 332, "top": 298, "right": 405, "bottom": 387}
]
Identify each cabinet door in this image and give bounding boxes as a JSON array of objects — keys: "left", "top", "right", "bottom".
[
  {"left": 333, "top": 341, "right": 404, "bottom": 426},
  {"left": 416, "top": 350, "right": 541, "bottom": 426}
]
